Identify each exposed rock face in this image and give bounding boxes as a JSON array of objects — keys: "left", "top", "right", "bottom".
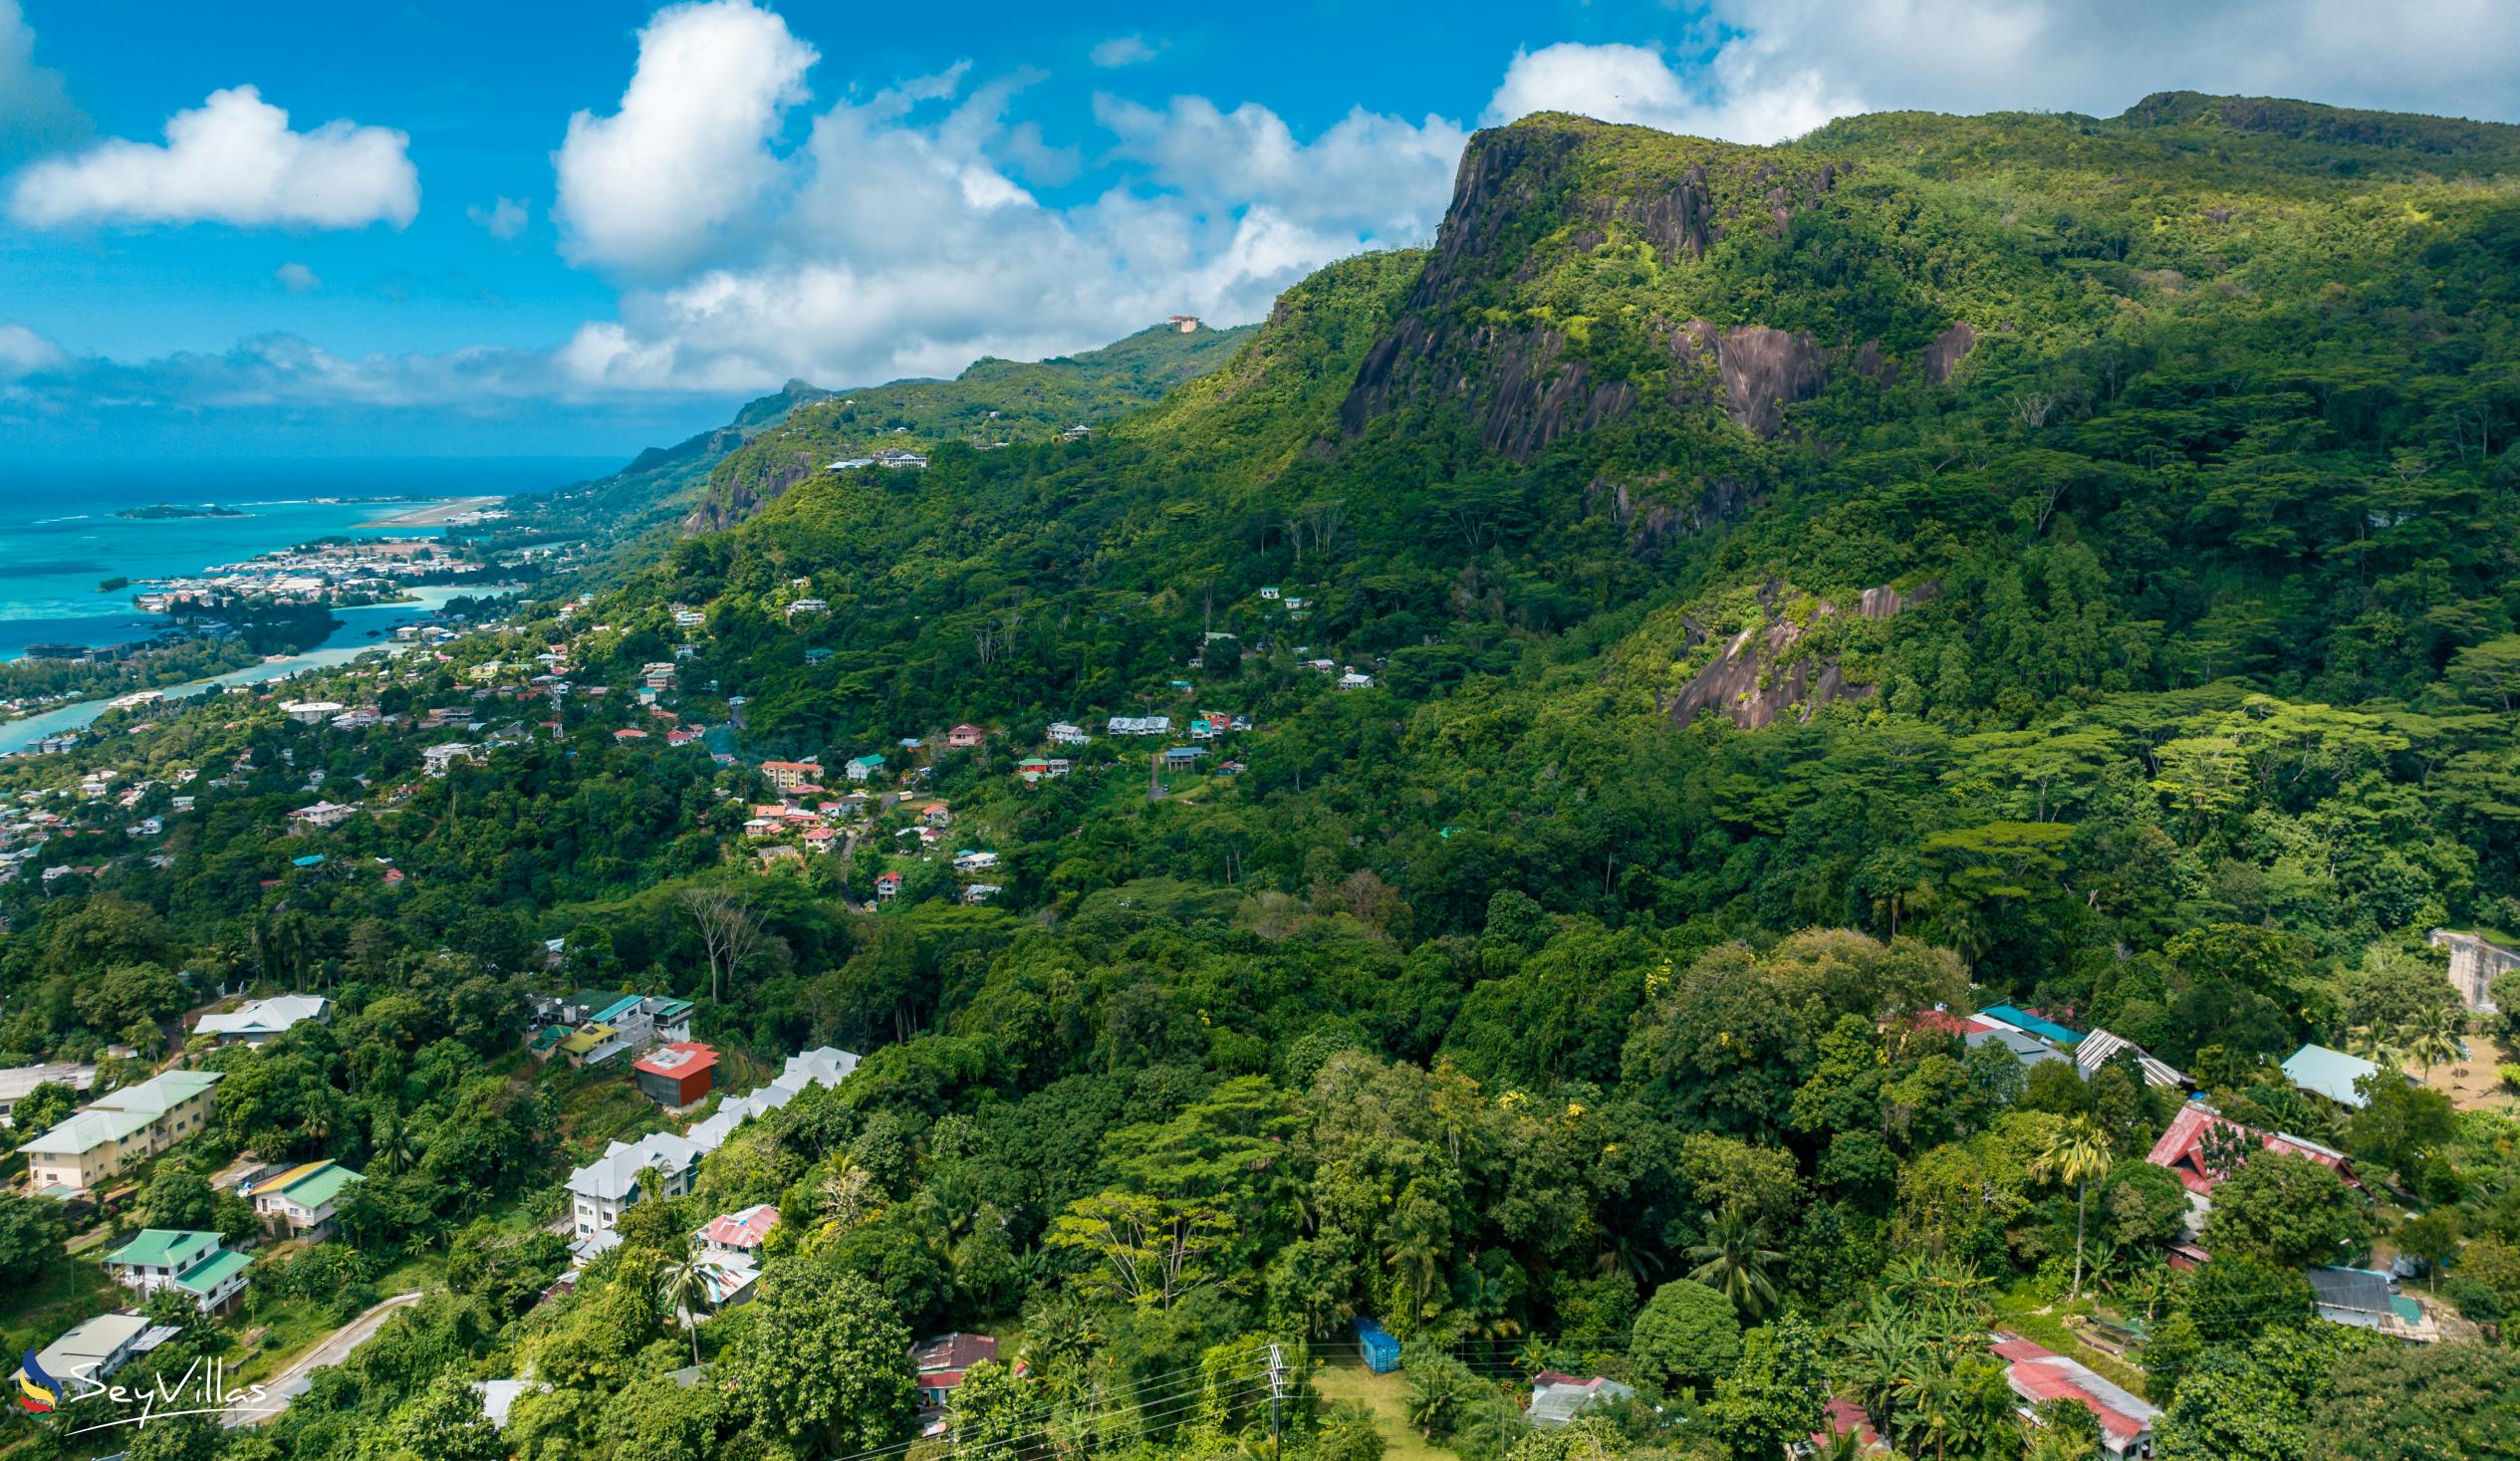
[
  {"left": 1666, "top": 581, "right": 1940, "bottom": 729},
  {"left": 683, "top": 449, "right": 821, "bottom": 535},
  {"left": 1584, "top": 474, "right": 1761, "bottom": 561},
  {"left": 1923, "top": 322, "right": 1977, "bottom": 384},
  {"left": 1341, "top": 120, "right": 1982, "bottom": 459}
]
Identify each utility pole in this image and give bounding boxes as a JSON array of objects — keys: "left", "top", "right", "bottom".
[{"left": 1266, "top": 1342, "right": 1286, "bottom": 1461}]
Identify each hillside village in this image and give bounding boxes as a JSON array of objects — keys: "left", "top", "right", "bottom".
[
  {"left": 7, "top": 87, "right": 2520, "bottom": 1461},
  {"left": 0, "top": 482, "right": 2514, "bottom": 1457}
]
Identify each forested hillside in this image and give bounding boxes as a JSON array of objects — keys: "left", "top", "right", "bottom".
[{"left": 3, "top": 93, "right": 2518, "bottom": 1461}]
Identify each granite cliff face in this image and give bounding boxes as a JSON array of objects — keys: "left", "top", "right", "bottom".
[
  {"left": 1337, "top": 118, "right": 1977, "bottom": 460},
  {"left": 1664, "top": 580, "right": 1943, "bottom": 729}
]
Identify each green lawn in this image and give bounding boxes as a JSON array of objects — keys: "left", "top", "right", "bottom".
[
  {"left": 1990, "top": 1289, "right": 2153, "bottom": 1400},
  {"left": 1311, "top": 1359, "right": 1450, "bottom": 1461},
  {"left": 0, "top": 1254, "right": 120, "bottom": 1360}
]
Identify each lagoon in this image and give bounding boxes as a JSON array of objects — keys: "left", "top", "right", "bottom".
[{"left": 0, "top": 587, "right": 516, "bottom": 756}]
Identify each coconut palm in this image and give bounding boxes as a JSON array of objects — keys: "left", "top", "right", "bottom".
[
  {"left": 2347, "top": 1022, "right": 2405, "bottom": 1070},
  {"left": 656, "top": 1245, "right": 713, "bottom": 1364},
  {"left": 371, "top": 1112, "right": 416, "bottom": 1176},
  {"left": 2033, "top": 1114, "right": 2113, "bottom": 1300},
  {"left": 1686, "top": 1203, "right": 1783, "bottom": 1320},
  {"left": 2405, "top": 1005, "right": 2464, "bottom": 1082}
]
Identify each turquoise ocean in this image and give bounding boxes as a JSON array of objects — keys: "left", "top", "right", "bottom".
[{"left": 0, "top": 458, "right": 610, "bottom": 659}]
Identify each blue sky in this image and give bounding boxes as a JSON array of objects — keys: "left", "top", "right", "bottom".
[{"left": 2, "top": 0, "right": 2514, "bottom": 464}]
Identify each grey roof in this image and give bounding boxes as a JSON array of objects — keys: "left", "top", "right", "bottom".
[
  {"left": 1965, "top": 1025, "right": 2066, "bottom": 1070},
  {"left": 2308, "top": 1265, "right": 2394, "bottom": 1316},
  {"left": 0, "top": 1063, "right": 96, "bottom": 1102},
  {"left": 196, "top": 992, "right": 332, "bottom": 1038},
  {"left": 564, "top": 1133, "right": 700, "bottom": 1202},
  {"left": 34, "top": 1312, "right": 149, "bottom": 1383}
]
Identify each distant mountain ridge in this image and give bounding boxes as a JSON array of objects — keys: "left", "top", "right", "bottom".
[{"left": 530, "top": 322, "right": 1256, "bottom": 543}]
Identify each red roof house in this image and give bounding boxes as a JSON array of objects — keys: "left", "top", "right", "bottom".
[
  {"left": 946, "top": 724, "right": 986, "bottom": 749},
  {"left": 696, "top": 1202, "right": 780, "bottom": 1257},
  {"left": 1809, "top": 1396, "right": 1887, "bottom": 1454},
  {"left": 1993, "top": 1335, "right": 2159, "bottom": 1456},
  {"left": 2144, "top": 1102, "right": 2356, "bottom": 1196},
  {"left": 632, "top": 1042, "right": 718, "bottom": 1106},
  {"left": 913, "top": 1332, "right": 1000, "bottom": 1402}
]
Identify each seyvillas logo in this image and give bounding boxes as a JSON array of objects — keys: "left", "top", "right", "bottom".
[{"left": 16, "top": 1349, "right": 60, "bottom": 1414}]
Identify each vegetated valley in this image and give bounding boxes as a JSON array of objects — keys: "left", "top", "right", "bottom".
[{"left": 4, "top": 93, "right": 2520, "bottom": 1461}]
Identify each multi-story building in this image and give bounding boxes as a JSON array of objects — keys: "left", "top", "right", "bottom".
[{"left": 19, "top": 1071, "right": 223, "bottom": 1196}]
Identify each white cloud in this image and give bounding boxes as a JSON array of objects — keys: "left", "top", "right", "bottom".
[
  {"left": 0, "top": 323, "right": 63, "bottom": 380},
  {"left": 0, "top": 0, "right": 85, "bottom": 166},
  {"left": 467, "top": 195, "right": 530, "bottom": 239},
  {"left": 1486, "top": 4, "right": 2520, "bottom": 147},
  {"left": 1098, "top": 95, "right": 1466, "bottom": 240},
  {"left": 8, "top": 85, "right": 417, "bottom": 230},
  {"left": 546, "top": 65, "right": 1463, "bottom": 396},
  {"left": 1090, "top": 35, "right": 1156, "bottom": 69},
  {"left": 1485, "top": 41, "right": 1860, "bottom": 144},
  {"left": 552, "top": 0, "right": 818, "bottom": 276},
  {"left": 274, "top": 261, "right": 321, "bottom": 293}
]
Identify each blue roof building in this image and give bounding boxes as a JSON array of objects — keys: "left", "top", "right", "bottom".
[
  {"left": 2283, "top": 1044, "right": 2392, "bottom": 1108},
  {"left": 1978, "top": 1004, "right": 2081, "bottom": 1046}
]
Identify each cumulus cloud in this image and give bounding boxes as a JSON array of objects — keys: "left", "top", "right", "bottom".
[
  {"left": 1098, "top": 95, "right": 1466, "bottom": 240},
  {"left": 468, "top": 195, "right": 530, "bottom": 239},
  {"left": 1090, "top": 35, "right": 1156, "bottom": 69},
  {"left": 553, "top": 0, "right": 818, "bottom": 276},
  {"left": 0, "top": 0, "right": 87, "bottom": 167},
  {"left": 535, "top": 32, "right": 1466, "bottom": 395},
  {"left": 274, "top": 262, "right": 322, "bottom": 292},
  {"left": 1486, "top": 3, "right": 2520, "bottom": 145},
  {"left": 1486, "top": 41, "right": 1858, "bottom": 144},
  {"left": 0, "top": 323, "right": 64, "bottom": 380},
  {"left": 8, "top": 85, "right": 417, "bottom": 229}
]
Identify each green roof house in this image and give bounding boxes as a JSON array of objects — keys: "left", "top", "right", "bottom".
[
  {"left": 249, "top": 1159, "right": 365, "bottom": 1239},
  {"left": 103, "top": 1229, "right": 251, "bottom": 1313}
]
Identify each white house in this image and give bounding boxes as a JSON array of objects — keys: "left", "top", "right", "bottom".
[
  {"left": 421, "top": 744, "right": 477, "bottom": 777},
  {"left": 195, "top": 994, "right": 331, "bottom": 1046},
  {"left": 102, "top": 1230, "right": 251, "bottom": 1314},
  {"left": 247, "top": 1158, "right": 363, "bottom": 1239},
  {"left": 1047, "top": 722, "right": 1092, "bottom": 746},
  {"left": 566, "top": 1133, "right": 703, "bottom": 1237}
]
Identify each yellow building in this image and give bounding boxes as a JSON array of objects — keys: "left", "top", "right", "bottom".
[{"left": 19, "top": 1070, "right": 222, "bottom": 1196}]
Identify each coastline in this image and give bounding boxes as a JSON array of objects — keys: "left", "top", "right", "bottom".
[
  {"left": 0, "top": 585, "right": 522, "bottom": 755},
  {"left": 357, "top": 496, "right": 500, "bottom": 529}
]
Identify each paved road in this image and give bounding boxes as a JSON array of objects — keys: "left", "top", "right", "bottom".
[{"left": 222, "top": 1290, "right": 426, "bottom": 1427}]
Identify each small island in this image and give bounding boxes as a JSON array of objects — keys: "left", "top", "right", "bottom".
[{"left": 114, "top": 503, "right": 247, "bottom": 520}]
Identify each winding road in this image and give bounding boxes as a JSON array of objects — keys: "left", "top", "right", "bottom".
[{"left": 221, "top": 1290, "right": 427, "bottom": 1428}]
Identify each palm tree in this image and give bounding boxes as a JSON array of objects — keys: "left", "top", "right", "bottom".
[
  {"left": 1384, "top": 1224, "right": 1445, "bottom": 1313},
  {"left": 2347, "top": 1022, "right": 2405, "bottom": 1071},
  {"left": 1686, "top": 1203, "right": 1782, "bottom": 1320},
  {"left": 2033, "top": 1114, "right": 2113, "bottom": 1300},
  {"left": 372, "top": 1112, "right": 416, "bottom": 1176},
  {"left": 656, "top": 1245, "right": 712, "bottom": 1364},
  {"left": 2405, "top": 1005, "right": 2464, "bottom": 1082}
]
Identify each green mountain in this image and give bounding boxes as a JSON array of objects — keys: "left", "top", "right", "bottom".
[
  {"left": 511, "top": 320, "right": 1256, "bottom": 543},
  {"left": 682, "top": 321, "right": 1256, "bottom": 531},
  {"left": 576, "top": 92, "right": 2520, "bottom": 991}
]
